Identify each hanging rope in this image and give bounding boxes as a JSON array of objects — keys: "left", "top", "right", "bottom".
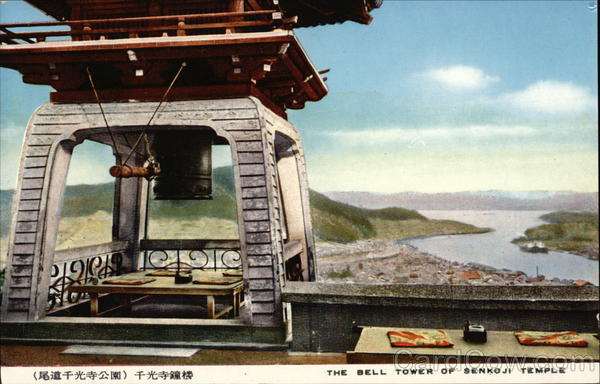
[
  {"left": 122, "top": 61, "right": 187, "bottom": 166},
  {"left": 86, "top": 66, "right": 122, "bottom": 165}
]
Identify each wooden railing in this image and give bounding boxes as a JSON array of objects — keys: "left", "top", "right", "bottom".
[
  {"left": 0, "top": 10, "right": 296, "bottom": 44},
  {"left": 140, "top": 239, "right": 242, "bottom": 272},
  {"left": 46, "top": 239, "right": 242, "bottom": 314},
  {"left": 47, "top": 241, "right": 128, "bottom": 313}
]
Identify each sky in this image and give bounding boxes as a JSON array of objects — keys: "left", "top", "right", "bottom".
[{"left": 0, "top": 0, "right": 598, "bottom": 193}]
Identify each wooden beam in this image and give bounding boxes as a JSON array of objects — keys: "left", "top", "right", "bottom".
[
  {"left": 227, "top": 0, "right": 245, "bottom": 33},
  {"left": 269, "top": 86, "right": 294, "bottom": 97},
  {"left": 2, "top": 46, "right": 282, "bottom": 70},
  {"left": 281, "top": 55, "right": 319, "bottom": 100},
  {"left": 0, "top": 27, "right": 34, "bottom": 44},
  {"left": 0, "top": 32, "right": 291, "bottom": 64},
  {"left": 0, "top": 10, "right": 275, "bottom": 28},
  {"left": 50, "top": 84, "right": 257, "bottom": 103},
  {"left": 140, "top": 239, "right": 241, "bottom": 251},
  {"left": 1, "top": 19, "right": 280, "bottom": 41},
  {"left": 251, "top": 60, "right": 275, "bottom": 81},
  {"left": 263, "top": 79, "right": 295, "bottom": 88},
  {"left": 249, "top": 83, "right": 287, "bottom": 118},
  {"left": 206, "top": 296, "right": 216, "bottom": 319},
  {"left": 247, "top": 0, "right": 263, "bottom": 11},
  {"left": 230, "top": 0, "right": 245, "bottom": 13}
]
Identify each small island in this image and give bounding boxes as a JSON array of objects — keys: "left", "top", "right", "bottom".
[{"left": 512, "top": 212, "right": 599, "bottom": 260}]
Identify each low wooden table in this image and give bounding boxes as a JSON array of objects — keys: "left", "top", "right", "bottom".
[
  {"left": 347, "top": 326, "right": 600, "bottom": 364},
  {"left": 68, "top": 270, "right": 244, "bottom": 319}
]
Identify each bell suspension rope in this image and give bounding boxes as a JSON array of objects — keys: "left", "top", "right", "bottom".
[{"left": 122, "top": 61, "right": 187, "bottom": 166}]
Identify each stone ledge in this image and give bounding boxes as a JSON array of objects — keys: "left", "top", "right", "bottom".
[
  {"left": 282, "top": 282, "right": 599, "bottom": 311},
  {"left": 0, "top": 319, "right": 287, "bottom": 346}
]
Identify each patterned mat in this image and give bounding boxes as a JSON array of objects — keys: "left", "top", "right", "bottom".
[
  {"left": 387, "top": 330, "right": 453, "bottom": 347},
  {"left": 193, "top": 277, "right": 242, "bottom": 285},
  {"left": 514, "top": 331, "right": 588, "bottom": 347},
  {"left": 222, "top": 271, "right": 243, "bottom": 277},
  {"left": 102, "top": 277, "right": 156, "bottom": 285}
]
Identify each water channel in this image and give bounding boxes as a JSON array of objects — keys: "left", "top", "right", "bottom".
[{"left": 404, "top": 210, "right": 599, "bottom": 285}]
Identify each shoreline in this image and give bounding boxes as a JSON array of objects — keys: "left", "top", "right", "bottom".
[
  {"left": 511, "top": 239, "right": 599, "bottom": 261},
  {"left": 394, "top": 229, "right": 493, "bottom": 243},
  {"left": 316, "top": 240, "right": 595, "bottom": 286}
]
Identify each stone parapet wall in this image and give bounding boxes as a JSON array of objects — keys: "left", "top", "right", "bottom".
[{"left": 283, "top": 282, "right": 599, "bottom": 352}]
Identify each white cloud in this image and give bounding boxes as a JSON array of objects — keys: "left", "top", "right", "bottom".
[
  {"left": 504, "top": 81, "right": 597, "bottom": 113},
  {"left": 324, "top": 125, "right": 538, "bottom": 147},
  {"left": 422, "top": 65, "right": 499, "bottom": 91}
]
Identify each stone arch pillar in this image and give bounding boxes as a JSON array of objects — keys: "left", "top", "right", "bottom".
[
  {"left": 1, "top": 125, "right": 77, "bottom": 321},
  {"left": 260, "top": 109, "right": 317, "bottom": 283}
]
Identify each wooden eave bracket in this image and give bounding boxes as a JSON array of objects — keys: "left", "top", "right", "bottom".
[
  {"left": 280, "top": 54, "right": 322, "bottom": 101},
  {"left": 251, "top": 58, "right": 277, "bottom": 81}
]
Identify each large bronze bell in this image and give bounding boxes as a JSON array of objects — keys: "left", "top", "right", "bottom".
[{"left": 152, "top": 130, "right": 213, "bottom": 200}]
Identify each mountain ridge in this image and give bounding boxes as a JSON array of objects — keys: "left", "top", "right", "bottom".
[
  {"left": 324, "top": 190, "right": 598, "bottom": 211},
  {"left": 1, "top": 167, "right": 457, "bottom": 244}
]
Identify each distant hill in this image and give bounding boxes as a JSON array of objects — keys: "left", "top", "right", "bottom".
[
  {"left": 2, "top": 167, "right": 444, "bottom": 244},
  {"left": 0, "top": 166, "right": 239, "bottom": 236},
  {"left": 325, "top": 191, "right": 599, "bottom": 212},
  {"left": 309, "top": 190, "right": 425, "bottom": 242}
]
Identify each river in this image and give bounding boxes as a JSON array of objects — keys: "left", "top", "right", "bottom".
[{"left": 404, "top": 210, "right": 599, "bottom": 285}]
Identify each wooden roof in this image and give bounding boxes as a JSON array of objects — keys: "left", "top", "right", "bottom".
[
  {"left": 2, "top": 1, "right": 382, "bottom": 115},
  {"left": 0, "top": 30, "right": 327, "bottom": 115},
  {"left": 25, "top": 0, "right": 382, "bottom": 27}
]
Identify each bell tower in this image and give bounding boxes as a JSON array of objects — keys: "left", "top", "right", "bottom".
[{"left": 0, "top": 0, "right": 382, "bottom": 328}]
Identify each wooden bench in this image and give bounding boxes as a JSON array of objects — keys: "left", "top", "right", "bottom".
[{"left": 347, "top": 326, "right": 600, "bottom": 364}]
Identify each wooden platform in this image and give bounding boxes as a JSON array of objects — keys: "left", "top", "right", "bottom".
[{"left": 347, "top": 326, "right": 600, "bottom": 364}]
